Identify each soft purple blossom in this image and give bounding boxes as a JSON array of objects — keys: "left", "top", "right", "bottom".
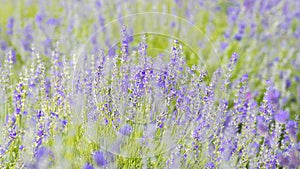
[
  {"left": 267, "top": 88, "right": 280, "bottom": 104},
  {"left": 0, "top": 2, "right": 299, "bottom": 168},
  {"left": 286, "top": 120, "right": 298, "bottom": 142},
  {"left": 257, "top": 116, "right": 269, "bottom": 135},
  {"left": 234, "top": 34, "right": 242, "bottom": 41},
  {"left": 206, "top": 162, "right": 215, "bottom": 169},
  {"left": 1, "top": 40, "right": 7, "bottom": 50},
  {"left": 93, "top": 151, "right": 107, "bottom": 166},
  {"left": 6, "top": 17, "right": 14, "bottom": 35},
  {"left": 35, "top": 146, "right": 54, "bottom": 160},
  {"left": 244, "top": 0, "right": 255, "bottom": 10},
  {"left": 286, "top": 79, "right": 291, "bottom": 89},
  {"left": 274, "top": 110, "right": 289, "bottom": 123},
  {"left": 83, "top": 163, "right": 94, "bottom": 169},
  {"left": 46, "top": 18, "right": 60, "bottom": 26},
  {"left": 35, "top": 13, "right": 45, "bottom": 23}
]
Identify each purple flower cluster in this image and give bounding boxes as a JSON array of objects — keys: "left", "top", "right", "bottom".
[
  {"left": 0, "top": 0, "right": 299, "bottom": 168},
  {"left": 74, "top": 34, "right": 299, "bottom": 168}
]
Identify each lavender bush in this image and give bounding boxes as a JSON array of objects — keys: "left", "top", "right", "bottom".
[{"left": 0, "top": 0, "right": 300, "bottom": 168}]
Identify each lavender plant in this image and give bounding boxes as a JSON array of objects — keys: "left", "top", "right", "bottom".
[{"left": 0, "top": 0, "right": 300, "bottom": 168}]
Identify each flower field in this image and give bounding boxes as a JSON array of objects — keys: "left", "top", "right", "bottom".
[{"left": 0, "top": 0, "right": 300, "bottom": 168}]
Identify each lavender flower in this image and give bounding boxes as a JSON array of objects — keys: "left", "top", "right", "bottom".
[
  {"left": 0, "top": 1, "right": 300, "bottom": 168},
  {"left": 46, "top": 18, "right": 60, "bottom": 26},
  {"left": 93, "top": 151, "right": 107, "bottom": 167},
  {"left": 234, "top": 34, "right": 242, "bottom": 41},
  {"left": 119, "top": 124, "right": 133, "bottom": 136},
  {"left": 1, "top": 40, "right": 7, "bottom": 50},
  {"left": 6, "top": 17, "right": 14, "bottom": 35},
  {"left": 286, "top": 120, "right": 299, "bottom": 142},
  {"left": 206, "top": 162, "right": 215, "bottom": 169},
  {"left": 256, "top": 115, "right": 269, "bottom": 136},
  {"left": 267, "top": 88, "right": 280, "bottom": 105},
  {"left": 35, "top": 13, "right": 45, "bottom": 23},
  {"left": 274, "top": 110, "right": 289, "bottom": 123},
  {"left": 83, "top": 163, "right": 94, "bottom": 169}
]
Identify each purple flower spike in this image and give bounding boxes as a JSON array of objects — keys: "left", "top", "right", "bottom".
[
  {"left": 227, "top": 6, "right": 240, "bottom": 22},
  {"left": 286, "top": 120, "right": 299, "bottom": 142},
  {"left": 37, "top": 110, "right": 44, "bottom": 119},
  {"left": 241, "top": 74, "right": 249, "bottom": 82},
  {"left": 286, "top": 79, "right": 291, "bottom": 89},
  {"left": 220, "top": 42, "right": 228, "bottom": 50},
  {"left": 19, "top": 145, "right": 24, "bottom": 151},
  {"left": 9, "top": 131, "right": 17, "bottom": 139},
  {"left": 11, "top": 49, "right": 16, "bottom": 64},
  {"left": 223, "top": 115, "right": 231, "bottom": 128},
  {"left": 83, "top": 163, "right": 94, "bottom": 169},
  {"left": 50, "top": 112, "right": 58, "bottom": 118},
  {"left": 244, "top": 0, "right": 255, "bottom": 10},
  {"left": 206, "top": 162, "right": 215, "bottom": 169},
  {"left": 0, "top": 40, "right": 7, "bottom": 50},
  {"left": 257, "top": 116, "right": 269, "bottom": 135},
  {"left": 234, "top": 34, "right": 242, "bottom": 41},
  {"left": 46, "top": 18, "right": 60, "bottom": 26},
  {"left": 6, "top": 17, "right": 14, "bottom": 35},
  {"left": 62, "top": 120, "right": 68, "bottom": 126},
  {"left": 95, "top": 0, "right": 101, "bottom": 7},
  {"left": 274, "top": 110, "right": 289, "bottom": 123},
  {"left": 119, "top": 124, "right": 133, "bottom": 136},
  {"left": 170, "top": 21, "right": 176, "bottom": 28},
  {"left": 289, "top": 149, "right": 300, "bottom": 168},
  {"left": 295, "top": 76, "right": 300, "bottom": 82},
  {"left": 23, "top": 111, "right": 28, "bottom": 115},
  {"left": 252, "top": 142, "right": 260, "bottom": 152},
  {"left": 35, "top": 146, "right": 54, "bottom": 160},
  {"left": 93, "top": 151, "right": 107, "bottom": 167},
  {"left": 224, "top": 31, "right": 231, "bottom": 39},
  {"left": 267, "top": 88, "right": 280, "bottom": 104},
  {"left": 36, "top": 13, "right": 44, "bottom": 23},
  {"left": 278, "top": 153, "right": 290, "bottom": 167}
]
